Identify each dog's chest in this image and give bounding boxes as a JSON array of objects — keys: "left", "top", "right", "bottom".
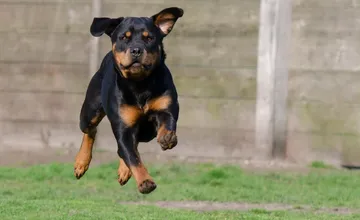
[
  {"left": 134, "top": 91, "right": 171, "bottom": 114},
  {"left": 126, "top": 80, "right": 158, "bottom": 109},
  {"left": 135, "top": 90, "right": 151, "bottom": 108},
  {"left": 118, "top": 90, "right": 171, "bottom": 127}
]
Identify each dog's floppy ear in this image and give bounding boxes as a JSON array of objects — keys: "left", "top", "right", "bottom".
[
  {"left": 151, "top": 7, "right": 184, "bottom": 36},
  {"left": 90, "top": 17, "right": 124, "bottom": 37}
]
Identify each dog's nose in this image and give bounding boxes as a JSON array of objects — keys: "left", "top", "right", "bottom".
[{"left": 130, "top": 48, "right": 142, "bottom": 57}]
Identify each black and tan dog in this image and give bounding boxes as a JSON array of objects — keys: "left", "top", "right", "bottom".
[{"left": 73, "top": 7, "right": 184, "bottom": 194}]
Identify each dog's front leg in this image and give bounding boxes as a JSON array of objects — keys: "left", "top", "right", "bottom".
[
  {"left": 144, "top": 93, "right": 179, "bottom": 151},
  {"left": 111, "top": 122, "right": 156, "bottom": 194},
  {"left": 155, "top": 111, "right": 178, "bottom": 151}
]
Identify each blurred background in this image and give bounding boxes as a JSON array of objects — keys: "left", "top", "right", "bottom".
[{"left": 0, "top": 0, "right": 359, "bottom": 168}]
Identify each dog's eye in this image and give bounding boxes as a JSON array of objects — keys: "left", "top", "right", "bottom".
[
  {"left": 146, "top": 36, "right": 153, "bottom": 42},
  {"left": 120, "top": 36, "right": 127, "bottom": 40}
]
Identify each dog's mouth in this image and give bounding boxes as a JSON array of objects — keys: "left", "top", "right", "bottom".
[
  {"left": 131, "top": 62, "right": 141, "bottom": 67},
  {"left": 120, "top": 61, "right": 152, "bottom": 71},
  {"left": 121, "top": 61, "right": 140, "bottom": 69},
  {"left": 118, "top": 61, "right": 153, "bottom": 81}
]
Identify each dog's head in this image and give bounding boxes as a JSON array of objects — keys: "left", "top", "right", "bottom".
[{"left": 90, "top": 7, "right": 183, "bottom": 81}]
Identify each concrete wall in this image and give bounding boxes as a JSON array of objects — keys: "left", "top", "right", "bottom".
[
  {"left": 0, "top": 0, "right": 358, "bottom": 165},
  {"left": 288, "top": 0, "right": 360, "bottom": 165}
]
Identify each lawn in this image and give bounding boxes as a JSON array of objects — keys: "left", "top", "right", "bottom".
[{"left": 1, "top": 161, "right": 360, "bottom": 219}]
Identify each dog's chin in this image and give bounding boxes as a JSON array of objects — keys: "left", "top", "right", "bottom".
[
  {"left": 122, "top": 62, "right": 152, "bottom": 80},
  {"left": 129, "top": 62, "right": 143, "bottom": 74}
]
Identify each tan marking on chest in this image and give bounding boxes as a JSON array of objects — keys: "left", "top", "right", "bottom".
[
  {"left": 144, "top": 95, "right": 172, "bottom": 112},
  {"left": 119, "top": 95, "right": 172, "bottom": 127},
  {"left": 119, "top": 104, "right": 143, "bottom": 127}
]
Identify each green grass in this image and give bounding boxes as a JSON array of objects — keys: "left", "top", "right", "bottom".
[{"left": 1, "top": 162, "right": 360, "bottom": 219}]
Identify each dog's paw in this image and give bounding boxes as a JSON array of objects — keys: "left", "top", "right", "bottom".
[
  {"left": 138, "top": 179, "right": 157, "bottom": 194},
  {"left": 74, "top": 161, "right": 90, "bottom": 179},
  {"left": 157, "top": 131, "right": 177, "bottom": 151},
  {"left": 118, "top": 166, "right": 132, "bottom": 186}
]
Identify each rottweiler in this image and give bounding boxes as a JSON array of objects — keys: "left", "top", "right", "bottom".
[{"left": 73, "top": 7, "right": 184, "bottom": 194}]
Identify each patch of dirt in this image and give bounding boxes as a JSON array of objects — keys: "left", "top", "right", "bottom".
[{"left": 119, "top": 201, "right": 360, "bottom": 215}]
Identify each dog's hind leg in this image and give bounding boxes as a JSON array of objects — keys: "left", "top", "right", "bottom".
[
  {"left": 74, "top": 108, "right": 105, "bottom": 179},
  {"left": 117, "top": 157, "right": 132, "bottom": 185},
  {"left": 74, "top": 72, "right": 105, "bottom": 179}
]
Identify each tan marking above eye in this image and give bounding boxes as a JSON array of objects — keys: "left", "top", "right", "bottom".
[
  {"left": 143, "top": 31, "right": 149, "bottom": 37},
  {"left": 125, "top": 31, "right": 131, "bottom": 38}
]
